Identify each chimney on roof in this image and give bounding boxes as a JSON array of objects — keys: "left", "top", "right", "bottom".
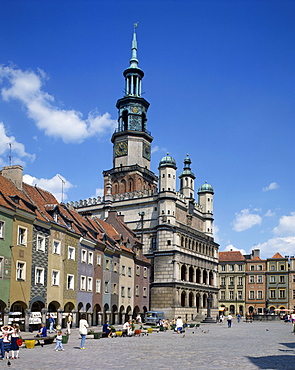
[
  {"left": 252, "top": 249, "right": 260, "bottom": 259},
  {"left": 117, "top": 212, "right": 124, "bottom": 222},
  {"left": 1, "top": 165, "right": 23, "bottom": 190}
]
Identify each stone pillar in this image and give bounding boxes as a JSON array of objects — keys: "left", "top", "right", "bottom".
[
  {"left": 25, "top": 309, "right": 31, "bottom": 332},
  {"left": 57, "top": 308, "right": 63, "bottom": 327},
  {"left": 97, "top": 312, "right": 102, "bottom": 326},
  {"left": 3, "top": 308, "right": 9, "bottom": 326},
  {"left": 106, "top": 311, "right": 111, "bottom": 323},
  {"left": 87, "top": 312, "right": 92, "bottom": 326},
  {"left": 41, "top": 308, "right": 48, "bottom": 324},
  {"left": 71, "top": 310, "right": 77, "bottom": 328}
]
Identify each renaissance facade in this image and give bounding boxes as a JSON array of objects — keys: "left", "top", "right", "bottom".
[{"left": 73, "top": 28, "right": 219, "bottom": 321}]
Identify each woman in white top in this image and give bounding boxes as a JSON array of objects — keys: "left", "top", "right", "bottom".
[{"left": 79, "top": 314, "right": 89, "bottom": 349}]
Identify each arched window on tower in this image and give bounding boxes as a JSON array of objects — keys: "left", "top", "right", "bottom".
[
  {"left": 128, "top": 178, "right": 134, "bottom": 192},
  {"left": 120, "top": 179, "right": 126, "bottom": 193},
  {"left": 122, "top": 110, "right": 128, "bottom": 131},
  {"left": 141, "top": 112, "right": 146, "bottom": 131},
  {"left": 113, "top": 181, "right": 118, "bottom": 195}
]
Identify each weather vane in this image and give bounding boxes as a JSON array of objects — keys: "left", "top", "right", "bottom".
[{"left": 134, "top": 22, "right": 139, "bottom": 31}]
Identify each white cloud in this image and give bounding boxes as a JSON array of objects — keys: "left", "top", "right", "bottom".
[
  {"left": 0, "top": 122, "right": 35, "bottom": 166},
  {"left": 232, "top": 208, "right": 262, "bottom": 232},
  {"left": 23, "top": 173, "right": 74, "bottom": 202},
  {"left": 263, "top": 182, "right": 279, "bottom": 191},
  {"left": 92, "top": 188, "right": 104, "bottom": 198},
  {"left": 256, "top": 237, "right": 295, "bottom": 258},
  {"left": 0, "top": 65, "right": 117, "bottom": 143},
  {"left": 223, "top": 244, "right": 247, "bottom": 255},
  {"left": 273, "top": 212, "right": 295, "bottom": 237},
  {"left": 255, "top": 212, "right": 295, "bottom": 258},
  {"left": 265, "top": 209, "right": 275, "bottom": 217}
]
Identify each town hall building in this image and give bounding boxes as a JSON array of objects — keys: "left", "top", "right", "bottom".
[{"left": 72, "top": 28, "right": 219, "bottom": 321}]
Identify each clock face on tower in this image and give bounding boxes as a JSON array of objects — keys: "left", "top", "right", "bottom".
[
  {"left": 115, "top": 141, "right": 128, "bottom": 157},
  {"left": 143, "top": 142, "right": 151, "bottom": 160}
]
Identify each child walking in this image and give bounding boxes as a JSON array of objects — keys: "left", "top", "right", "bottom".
[{"left": 54, "top": 330, "right": 65, "bottom": 352}]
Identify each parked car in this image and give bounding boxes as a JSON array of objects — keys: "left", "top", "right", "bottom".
[{"left": 144, "top": 311, "right": 165, "bottom": 325}]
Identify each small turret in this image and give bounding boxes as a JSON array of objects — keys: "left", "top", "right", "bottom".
[
  {"left": 198, "top": 181, "right": 214, "bottom": 235},
  {"left": 179, "top": 155, "right": 195, "bottom": 199}
]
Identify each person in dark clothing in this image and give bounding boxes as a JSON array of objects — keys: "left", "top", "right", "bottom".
[{"left": 103, "top": 321, "right": 112, "bottom": 338}]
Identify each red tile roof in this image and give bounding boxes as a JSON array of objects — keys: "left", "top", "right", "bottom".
[
  {"left": 271, "top": 252, "right": 284, "bottom": 259},
  {"left": 219, "top": 251, "right": 245, "bottom": 262}
]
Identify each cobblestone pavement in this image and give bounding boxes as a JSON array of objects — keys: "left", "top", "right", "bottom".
[{"left": 1, "top": 320, "right": 295, "bottom": 369}]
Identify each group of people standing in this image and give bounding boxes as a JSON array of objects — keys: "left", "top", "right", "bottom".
[{"left": 0, "top": 324, "right": 21, "bottom": 360}]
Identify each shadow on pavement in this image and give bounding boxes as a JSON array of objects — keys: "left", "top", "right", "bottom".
[{"left": 247, "top": 355, "right": 295, "bottom": 370}]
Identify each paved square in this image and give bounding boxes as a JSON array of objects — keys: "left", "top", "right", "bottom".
[{"left": 1, "top": 321, "right": 295, "bottom": 369}]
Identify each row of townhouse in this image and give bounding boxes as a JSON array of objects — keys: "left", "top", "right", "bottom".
[
  {"left": 218, "top": 249, "right": 295, "bottom": 316},
  {"left": 0, "top": 165, "right": 150, "bottom": 331}
]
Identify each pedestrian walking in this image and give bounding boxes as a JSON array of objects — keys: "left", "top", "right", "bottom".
[
  {"left": 227, "top": 314, "right": 233, "bottom": 328},
  {"left": 66, "top": 313, "right": 72, "bottom": 335},
  {"left": 48, "top": 314, "right": 56, "bottom": 333},
  {"left": 10, "top": 324, "right": 21, "bottom": 359},
  {"left": 79, "top": 314, "right": 89, "bottom": 349},
  {"left": 54, "top": 330, "right": 65, "bottom": 352},
  {"left": 237, "top": 313, "right": 241, "bottom": 323}
]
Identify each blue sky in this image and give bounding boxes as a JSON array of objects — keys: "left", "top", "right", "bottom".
[{"left": 0, "top": 0, "right": 294, "bottom": 259}]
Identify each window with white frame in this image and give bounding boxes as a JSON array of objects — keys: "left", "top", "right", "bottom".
[
  {"left": 68, "top": 246, "right": 75, "bottom": 260},
  {"left": 280, "top": 265, "right": 285, "bottom": 271},
  {"left": 96, "top": 279, "right": 101, "bottom": 293},
  {"left": 136, "top": 266, "right": 140, "bottom": 276},
  {"left": 143, "top": 267, "right": 147, "bottom": 278},
  {"left": 67, "top": 274, "right": 74, "bottom": 290},
  {"left": 87, "top": 277, "right": 93, "bottom": 291},
  {"left": 36, "top": 235, "right": 45, "bottom": 252},
  {"left": 121, "top": 265, "right": 126, "bottom": 275},
  {"left": 88, "top": 251, "right": 93, "bottom": 265},
  {"left": 229, "top": 291, "right": 234, "bottom": 300},
  {"left": 249, "top": 275, "right": 255, "bottom": 283},
  {"left": 270, "top": 289, "right": 276, "bottom": 298},
  {"left": 52, "top": 270, "right": 60, "bottom": 286},
  {"left": 221, "top": 277, "right": 226, "bottom": 286},
  {"left": 113, "top": 283, "right": 117, "bottom": 294},
  {"left": 220, "top": 291, "right": 225, "bottom": 300},
  {"left": 229, "top": 277, "right": 234, "bottom": 285},
  {"left": 53, "top": 240, "right": 61, "bottom": 254},
  {"left": 0, "top": 220, "right": 4, "bottom": 238},
  {"left": 106, "top": 259, "right": 110, "bottom": 270},
  {"left": 143, "top": 287, "right": 147, "bottom": 297},
  {"left": 257, "top": 275, "right": 263, "bottom": 283},
  {"left": 293, "top": 275, "right": 295, "bottom": 283},
  {"left": 279, "top": 289, "right": 285, "bottom": 298},
  {"left": 80, "top": 275, "right": 86, "bottom": 290},
  {"left": 135, "top": 285, "right": 139, "bottom": 296},
  {"left": 238, "top": 276, "right": 243, "bottom": 286},
  {"left": 280, "top": 275, "right": 285, "bottom": 283},
  {"left": 35, "top": 267, "right": 44, "bottom": 285},
  {"left": 229, "top": 265, "right": 234, "bottom": 271},
  {"left": 221, "top": 265, "right": 226, "bottom": 271},
  {"left": 257, "top": 291, "right": 263, "bottom": 299},
  {"left": 128, "top": 267, "right": 132, "bottom": 277},
  {"left": 238, "top": 291, "right": 242, "bottom": 300},
  {"left": 270, "top": 276, "right": 276, "bottom": 283},
  {"left": 249, "top": 291, "right": 255, "bottom": 299},
  {"left": 238, "top": 265, "right": 243, "bottom": 271},
  {"left": 104, "top": 281, "right": 109, "bottom": 293},
  {"left": 270, "top": 265, "right": 275, "bottom": 271},
  {"left": 16, "top": 261, "right": 26, "bottom": 280},
  {"left": 127, "top": 287, "right": 131, "bottom": 298},
  {"left": 113, "top": 262, "right": 118, "bottom": 273},
  {"left": 18, "top": 226, "right": 27, "bottom": 246},
  {"left": 258, "top": 265, "right": 263, "bottom": 271},
  {"left": 121, "top": 286, "right": 125, "bottom": 297},
  {"left": 0, "top": 257, "right": 4, "bottom": 278},
  {"left": 250, "top": 265, "right": 255, "bottom": 271},
  {"left": 81, "top": 249, "right": 87, "bottom": 263},
  {"left": 97, "top": 254, "right": 101, "bottom": 265}
]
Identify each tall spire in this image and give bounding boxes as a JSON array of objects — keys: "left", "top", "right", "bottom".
[
  {"left": 123, "top": 23, "right": 144, "bottom": 97},
  {"left": 130, "top": 22, "right": 139, "bottom": 69}
]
